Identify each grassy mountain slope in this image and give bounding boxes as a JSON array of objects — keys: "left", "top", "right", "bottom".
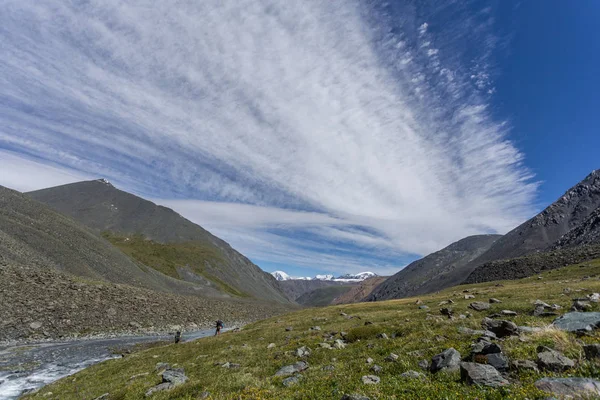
[
  {"left": 32, "top": 258, "right": 600, "bottom": 400},
  {"left": 28, "top": 180, "right": 289, "bottom": 304},
  {"left": 366, "top": 234, "right": 501, "bottom": 301},
  {"left": 295, "top": 285, "right": 354, "bottom": 307}
]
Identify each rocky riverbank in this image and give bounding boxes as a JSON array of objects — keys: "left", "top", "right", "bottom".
[{"left": 0, "top": 263, "right": 293, "bottom": 344}]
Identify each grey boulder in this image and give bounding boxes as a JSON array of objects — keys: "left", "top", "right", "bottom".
[
  {"left": 537, "top": 347, "right": 575, "bottom": 372},
  {"left": 535, "top": 378, "right": 600, "bottom": 399},
  {"left": 361, "top": 375, "right": 380, "bottom": 385},
  {"left": 430, "top": 348, "right": 461, "bottom": 373},
  {"left": 274, "top": 361, "right": 309, "bottom": 377},
  {"left": 469, "top": 302, "right": 490, "bottom": 311},
  {"left": 481, "top": 318, "right": 519, "bottom": 337},
  {"left": 553, "top": 312, "right": 600, "bottom": 333},
  {"left": 460, "top": 362, "right": 509, "bottom": 387},
  {"left": 282, "top": 375, "right": 302, "bottom": 387}
]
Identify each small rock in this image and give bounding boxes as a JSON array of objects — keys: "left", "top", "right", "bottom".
[
  {"left": 471, "top": 340, "right": 501, "bottom": 356},
  {"left": 385, "top": 353, "right": 399, "bottom": 362},
  {"left": 501, "top": 310, "right": 518, "bottom": 316},
  {"left": 282, "top": 375, "right": 302, "bottom": 387},
  {"left": 295, "top": 346, "right": 311, "bottom": 358},
  {"left": 371, "top": 365, "right": 382, "bottom": 374},
  {"left": 464, "top": 294, "right": 475, "bottom": 300},
  {"left": 460, "top": 362, "right": 509, "bottom": 387},
  {"left": 418, "top": 360, "right": 429, "bottom": 370},
  {"left": 274, "top": 361, "right": 309, "bottom": 377},
  {"left": 145, "top": 383, "right": 173, "bottom": 397},
  {"left": 485, "top": 353, "right": 509, "bottom": 372},
  {"left": 162, "top": 368, "right": 188, "bottom": 385},
  {"left": 517, "top": 326, "right": 542, "bottom": 334},
  {"left": 418, "top": 305, "right": 430, "bottom": 310},
  {"left": 319, "top": 343, "right": 332, "bottom": 349},
  {"left": 489, "top": 298, "right": 501, "bottom": 304},
  {"left": 361, "top": 375, "right": 380, "bottom": 385},
  {"left": 267, "top": 343, "right": 276, "bottom": 349},
  {"left": 93, "top": 394, "right": 109, "bottom": 400},
  {"left": 535, "top": 377, "right": 600, "bottom": 399},
  {"left": 572, "top": 301, "right": 592, "bottom": 311},
  {"left": 458, "top": 327, "right": 497, "bottom": 339},
  {"left": 537, "top": 346, "right": 575, "bottom": 372},
  {"left": 310, "top": 326, "right": 321, "bottom": 331},
  {"left": 322, "top": 365, "right": 335, "bottom": 371},
  {"left": 440, "top": 308, "right": 453, "bottom": 318},
  {"left": 366, "top": 357, "right": 373, "bottom": 364},
  {"left": 511, "top": 359, "right": 539, "bottom": 373},
  {"left": 333, "top": 339, "right": 346, "bottom": 349},
  {"left": 588, "top": 293, "right": 600, "bottom": 303},
  {"left": 285, "top": 326, "right": 293, "bottom": 331},
  {"left": 377, "top": 333, "right": 388, "bottom": 339},
  {"left": 400, "top": 370, "right": 425, "bottom": 379},
  {"left": 415, "top": 299, "right": 423, "bottom": 305},
  {"left": 481, "top": 318, "right": 519, "bottom": 337},
  {"left": 469, "top": 302, "right": 491, "bottom": 311},
  {"left": 430, "top": 348, "right": 461, "bottom": 373},
  {"left": 29, "top": 321, "right": 43, "bottom": 330}
]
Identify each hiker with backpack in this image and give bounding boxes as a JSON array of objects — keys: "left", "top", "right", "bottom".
[{"left": 215, "top": 320, "right": 224, "bottom": 336}]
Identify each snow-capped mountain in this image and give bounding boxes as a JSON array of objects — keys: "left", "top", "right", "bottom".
[
  {"left": 271, "top": 271, "right": 377, "bottom": 282},
  {"left": 271, "top": 271, "right": 292, "bottom": 281},
  {"left": 337, "top": 272, "right": 377, "bottom": 280}
]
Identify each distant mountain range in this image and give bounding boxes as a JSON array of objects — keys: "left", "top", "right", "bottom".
[
  {"left": 271, "top": 271, "right": 376, "bottom": 282},
  {"left": 368, "top": 169, "right": 600, "bottom": 301}
]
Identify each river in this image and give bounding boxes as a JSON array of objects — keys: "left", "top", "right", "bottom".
[{"left": 0, "top": 329, "right": 217, "bottom": 399}]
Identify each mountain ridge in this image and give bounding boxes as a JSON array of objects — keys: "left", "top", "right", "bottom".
[{"left": 28, "top": 180, "right": 289, "bottom": 304}]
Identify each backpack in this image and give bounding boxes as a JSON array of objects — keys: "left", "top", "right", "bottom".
[{"left": 217, "top": 320, "right": 224, "bottom": 328}]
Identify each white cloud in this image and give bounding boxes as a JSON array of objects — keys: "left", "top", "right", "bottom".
[
  {"left": 0, "top": 150, "right": 91, "bottom": 192},
  {"left": 0, "top": 1, "right": 537, "bottom": 275}
]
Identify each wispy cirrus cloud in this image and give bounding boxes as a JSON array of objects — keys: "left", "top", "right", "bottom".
[{"left": 0, "top": 0, "right": 536, "bottom": 275}]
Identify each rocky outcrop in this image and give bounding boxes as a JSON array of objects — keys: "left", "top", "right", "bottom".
[{"left": 535, "top": 378, "right": 600, "bottom": 399}]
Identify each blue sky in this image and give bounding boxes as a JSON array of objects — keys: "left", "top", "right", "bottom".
[{"left": 1, "top": 1, "right": 598, "bottom": 278}]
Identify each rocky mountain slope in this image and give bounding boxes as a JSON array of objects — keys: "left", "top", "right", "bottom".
[
  {"left": 366, "top": 235, "right": 501, "bottom": 301},
  {"left": 332, "top": 276, "right": 388, "bottom": 305},
  {"left": 0, "top": 185, "right": 208, "bottom": 297},
  {"left": 28, "top": 180, "right": 289, "bottom": 304},
  {"left": 462, "top": 170, "right": 600, "bottom": 284},
  {"left": 468, "top": 170, "right": 600, "bottom": 267},
  {"left": 553, "top": 206, "right": 600, "bottom": 248},
  {"left": 0, "top": 262, "right": 291, "bottom": 343},
  {"left": 464, "top": 243, "right": 600, "bottom": 284}
]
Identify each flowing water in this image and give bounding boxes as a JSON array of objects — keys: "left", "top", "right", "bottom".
[{"left": 0, "top": 329, "right": 216, "bottom": 399}]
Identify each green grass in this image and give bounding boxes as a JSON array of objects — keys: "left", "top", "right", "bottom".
[
  {"left": 28, "top": 259, "right": 600, "bottom": 400},
  {"left": 102, "top": 233, "right": 247, "bottom": 297}
]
